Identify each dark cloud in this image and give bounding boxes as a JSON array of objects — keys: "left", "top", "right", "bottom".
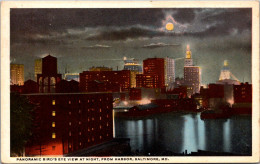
[
  {"left": 10, "top": 9, "right": 165, "bottom": 36},
  {"left": 86, "top": 27, "right": 166, "bottom": 41},
  {"left": 173, "top": 9, "right": 196, "bottom": 24},
  {"left": 142, "top": 42, "right": 180, "bottom": 48},
  {"left": 201, "top": 9, "right": 252, "bottom": 33}
]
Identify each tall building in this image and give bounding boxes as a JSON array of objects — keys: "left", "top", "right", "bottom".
[
  {"left": 24, "top": 92, "right": 113, "bottom": 155},
  {"left": 136, "top": 58, "right": 165, "bottom": 89},
  {"left": 37, "top": 55, "right": 62, "bottom": 93},
  {"left": 10, "top": 64, "right": 24, "bottom": 85},
  {"left": 123, "top": 57, "right": 142, "bottom": 88},
  {"left": 164, "top": 57, "right": 175, "bottom": 88},
  {"left": 34, "top": 59, "right": 42, "bottom": 81},
  {"left": 183, "top": 45, "right": 201, "bottom": 97},
  {"left": 79, "top": 70, "right": 130, "bottom": 92}
]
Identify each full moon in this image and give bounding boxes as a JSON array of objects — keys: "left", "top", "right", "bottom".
[{"left": 166, "top": 22, "right": 174, "bottom": 31}]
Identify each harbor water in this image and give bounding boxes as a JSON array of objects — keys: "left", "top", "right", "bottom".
[{"left": 114, "top": 112, "right": 252, "bottom": 155}]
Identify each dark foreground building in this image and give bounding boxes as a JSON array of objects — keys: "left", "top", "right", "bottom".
[{"left": 24, "top": 92, "right": 113, "bottom": 156}]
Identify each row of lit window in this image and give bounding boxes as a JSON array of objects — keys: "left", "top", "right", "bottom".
[{"left": 52, "top": 98, "right": 109, "bottom": 105}]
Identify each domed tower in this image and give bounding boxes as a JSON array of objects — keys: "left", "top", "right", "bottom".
[{"left": 219, "top": 60, "right": 231, "bottom": 80}]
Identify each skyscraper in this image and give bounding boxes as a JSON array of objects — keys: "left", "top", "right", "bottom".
[
  {"left": 123, "top": 57, "right": 142, "bottom": 88},
  {"left": 34, "top": 59, "right": 42, "bottom": 81},
  {"left": 10, "top": 64, "right": 24, "bottom": 85},
  {"left": 183, "top": 45, "right": 201, "bottom": 97},
  {"left": 165, "top": 57, "right": 175, "bottom": 89},
  {"left": 136, "top": 58, "right": 165, "bottom": 88}
]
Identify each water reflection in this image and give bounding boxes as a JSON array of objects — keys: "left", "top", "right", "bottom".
[{"left": 114, "top": 112, "right": 251, "bottom": 155}]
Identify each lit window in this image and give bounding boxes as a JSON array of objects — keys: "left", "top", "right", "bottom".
[
  {"left": 52, "top": 100, "right": 55, "bottom": 105},
  {"left": 99, "top": 109, "right": 102, "bottom": 112},
  {"left": 92, "top": 137, "right": 94, "bottom": 141},
  {"left": 79, "top": 110, "right": 81, "bottom": 114},
  {"left": 107, "top": 133, "right": 109, "bottom": 137},
  {"left": 88, "top": 138, "right": 90, "bottom": 142},
  {"left": 106, "top": 114, "right": 109, "bottom": 118},
  {"left": 69, "top": 122, "right": 71, "bottom": 126},
  {"left": 69, "top": 100, "right": 71, "bottom": 104},
  {"left": 52, "top": 111, "right": 56, "bottom": 116},
  {"left": 52, "top": 122, "right": 55, "bottom": 127},
  {"left": 79, "top": 142, "right": 82, "bottom": 146},
  {"left": 79, "top": 121, "right": 81, "bottom": 125},
  {"left": 100, "top": 125, "right": 102, "bottom": 129},
  {"left": 69, "top": 131, "right": 71, "bottom": 136},
  {"left": 79, "top": 100, "right": 81, "bottom": 103},
  {"left": 92, "top": 117, "right": 94, "bottom": 121},
  {"left": 100, "top": 116, "right": 102, "bottom": 120},
  {"left": 100, "top": 99, "right": 102, "bottom": 101},
  {"left": 92, "top": 128, "right": 94, "bottom": 131},
  {"left": 69, "top": 112, "right": 71, "bottom": 115},
  {"left": 88, "top": 118, "right": 90, "bottom": 122},
  {"left": 88, "top": 128, "right": 90, "bottom": 132},
  {"left": 100, "top": 136, "right": 102, "bottom": 139},
  {"left": 69, "top": 144, "right": 72, "bottom": 148},
  {"left": 106, "top": 122, "right": 109, "bottom": 126},
  {"left": 52, "top": 133, "right": 56, "bottom": 139},
  {"left": 79, "top": 132, "right": 81, "bottom": 135}
]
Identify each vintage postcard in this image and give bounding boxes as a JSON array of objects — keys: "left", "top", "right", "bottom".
[{"left": 1, "top": 1, "right": 259, "bottom": 163}]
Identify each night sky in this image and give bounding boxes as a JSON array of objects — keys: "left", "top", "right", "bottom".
[{"left": 10, "top": 8, "right": 252, "bottom": 84}]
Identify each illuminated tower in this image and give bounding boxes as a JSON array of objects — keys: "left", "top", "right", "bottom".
[
  {"left": 183, "top": 45, "right": 201, "bottom": 97},
  {"left": 34, "top": 59, "right": 42, "bottom": 81},
  {"left": 217, "top": 60, "right": 240, "bottom": 85},
  {"left": 219, "top": 60, "right": 231, "bottom": 80},
  {"left": 10, "top": 64, "right": 24, "bottom": 85},
  {"left": 184, "top": 45, "right": 193, "bottom": 66}
]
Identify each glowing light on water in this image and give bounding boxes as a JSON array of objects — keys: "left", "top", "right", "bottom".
[{"left": 139, "top": 98, "right": 151, "bottom": 105}]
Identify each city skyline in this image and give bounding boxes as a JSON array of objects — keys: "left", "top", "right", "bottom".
[
  {"left": 6, "top": 3, "right": 257, "bottom": 160},
  {"left": 11, "top": 8, "right": 252, "bottom": 84}
]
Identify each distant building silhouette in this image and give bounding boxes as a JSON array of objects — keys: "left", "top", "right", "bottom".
[
  {"left": 37, "top": 55, "right": 62, "bottom": 93},
  {"left": 89, "top": 66, "right": 112, "bottom": 71},
  {"left": 64, "top": 73, "right": 79, "bottom": 82},
  {"left": 34, "top": 59, "right": 42, "bottom": 81},
  {"left": 56, "top": 80, "right": 79, "bottom": 93},
  {"left": 10, "top": 64, "right": 24, "bottom": 85},
  {"left": 80, "top": 70, "right": 130, "bottom": 92},
  {"left": 23, "top": 80, "right": 39, "bottom": 94}
]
